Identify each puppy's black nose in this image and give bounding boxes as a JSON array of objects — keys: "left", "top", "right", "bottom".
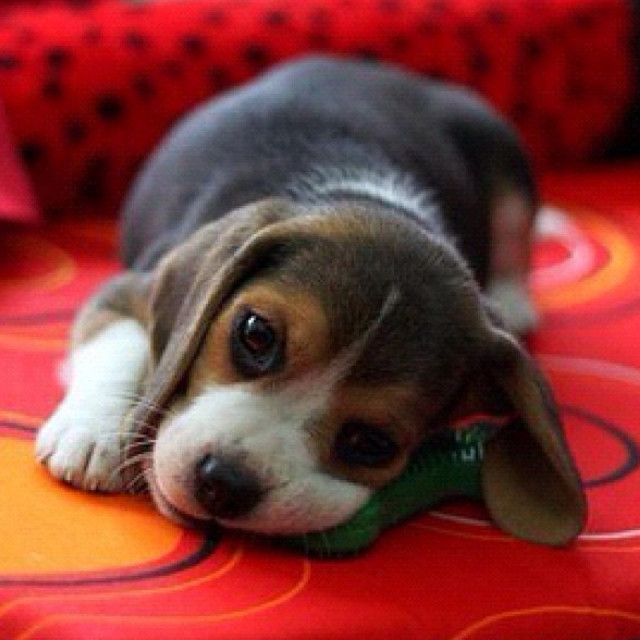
[{"left": 194, "top": 454, "right": 262, "bottom": 519}]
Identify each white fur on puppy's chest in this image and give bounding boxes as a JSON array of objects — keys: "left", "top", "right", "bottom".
[{"left": 35, "top": 319, "right": 148, "bottom": 491}]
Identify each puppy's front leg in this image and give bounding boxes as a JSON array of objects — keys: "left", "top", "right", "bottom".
[{"left": 36, "top": 274, "right": 150, "bottom": 492}]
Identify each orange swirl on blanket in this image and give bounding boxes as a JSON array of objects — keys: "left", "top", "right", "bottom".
[
  {"left": 450, "top": 605, "right": 640, "bottom": 640},
  {"left": 0, "top": 544, "right": 243, "bottom": 621},
  {"left": 0, "top": 231, "right": 76, "bottom": 292},
  {"left": 0, "top": 321, "right": 68, "bottom": 351},
  {"left": 0, "top": 410, "right": 42, "bottom": 428},
  {"left": 0, "top": 437, "right": 181, "bottom": 573},
  {"left": 534, "top": 208, "right": 636, "bottom": 310},
  {"left": 14, "top": 558, "right": 311, "bottom": 640}
]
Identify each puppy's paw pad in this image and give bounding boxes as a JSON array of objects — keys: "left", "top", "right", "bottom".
[{"left": 36, "top": 405, "right": 125, "bottom": 492}]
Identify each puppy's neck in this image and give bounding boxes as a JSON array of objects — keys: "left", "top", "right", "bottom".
[{"left": 288, "top": 166, "right": 444, "bottom": 233}]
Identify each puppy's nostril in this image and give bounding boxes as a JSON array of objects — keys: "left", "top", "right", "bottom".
[{"left": 194, "top": 454, "right": 262, "bottom": 519}]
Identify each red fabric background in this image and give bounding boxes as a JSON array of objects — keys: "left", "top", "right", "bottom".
[
  {"left": 0, "top": 0, "right": 634, "bottom": 218},
  {"left": 1, "top": 0, "right": 639, "bottom": 638}
]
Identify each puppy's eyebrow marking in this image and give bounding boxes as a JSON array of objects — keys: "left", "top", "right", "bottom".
[
  {"left": 283, "top": 286, "right": 401, "bottom": 409},
  {"left": 330, "top": 284, "right": 401, "bottom": 382}
]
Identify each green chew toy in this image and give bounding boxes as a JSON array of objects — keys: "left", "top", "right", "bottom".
[{"left": 279, "top": 422, "right": 497, "bottom": 557}]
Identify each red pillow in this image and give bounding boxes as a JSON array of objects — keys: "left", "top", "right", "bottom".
[
  {"left": 0, "top": 103, "right": 39, "bottom": 223},
  {"left": 0, "top": 0, "right": 633, "bottom": 220}
]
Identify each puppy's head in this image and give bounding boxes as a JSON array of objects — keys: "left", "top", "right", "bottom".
[{"left": 132, "top": 198, "right": 586, "bottom": 545}]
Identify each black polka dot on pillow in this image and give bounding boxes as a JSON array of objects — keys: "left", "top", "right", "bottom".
[
  {"left": 573, "top": 10, "right": 596, "bottom": 29},
  {"left": 390, "top": 34, "right": 410, "bottom": 53},
  {"left": 77, "top": 154, "right": 109, "bottom": 203},
  {"left": 132, "top": 73, "right": 155, "bottom": 99},
  {"left": 309, "top": 32, "right": 331, "bottom": 49},
  {"left": 427, "top": 0, "right": 448, "bottom": 15},
  {"left": 96, "top": 94, "right": 125, "bottom": 121},
  {"left": 418, "top": 20, "right": 440, "bottom": 37},
  {"left": 244, "top": 43, "right": 270, "bottom": 68},
  {"left": 0, "top": 51, "right": 19, "bottom": 69},
  {"left": 521, "top": 36, "right": 543, "bottom": 60},
  {"left": 469, "top": 50, "right": 491, "bottom": 76},
  {"left": 46, "top": 46, "right": 71, "bottom": 70},
  {"left": 308, "top": 7, "right": 331, "bottom": 28},
  {"left": 485, "top": 5, "right": 507, "bottom": 25},
  {"left": 181, "top": 34, "right": 206, "bottom": 56},
  {"left": 354, "top": 48, "right": 379, "bottom": 62},
  {"left": 510, "top": 100, "right": 532, "bottom": 122},
  {"left": 264, "top": 9, "right": 288, "bottom": 27},
  {"left": 207, "top": 66, "right": 230, "bottom": 90},
  {"left": 67, "top": 0, "right": 96, "bottom": 9},
  {"left": 19, "top": 140, "right": 46, "bottom": 167},
  {"left": 42, "top": 77, "right": 63, "bottom": 99},
  {"left": 64, "top": 118, "right": 88, "bottom": 144},
  {"left": 123, "top": 31, "right": 148, "bottom": 51}
]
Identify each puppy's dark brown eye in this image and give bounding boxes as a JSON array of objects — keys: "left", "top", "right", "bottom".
[
  {"left": 334, "top": 421, "right": 398, "bottom": 467},
  {"left": 241, "top": 313, "right": 275, "bottom": 354},
  {"left": 231, "top": 309, "right": 283, "bottom": 377}
]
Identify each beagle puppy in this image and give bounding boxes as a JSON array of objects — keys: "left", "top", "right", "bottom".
[{"left": 36, "top": 57, "right": 586, "bottom": 545}]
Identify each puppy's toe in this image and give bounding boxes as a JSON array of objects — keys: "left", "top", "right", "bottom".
[
  {"left": 486, "top": 277, "right": 539, "bottom": 335},
  {"left": 36, "top": 405, "right": 126, "bottom": 492},
  {"left": 84, "top": 436, "right": 126, "bottom": 491}
]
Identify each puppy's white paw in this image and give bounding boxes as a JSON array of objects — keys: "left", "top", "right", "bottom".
[
  {"left": 35, "top": 401, "right": 126, "bottom": 492},
  {"left": 486, "top": 277, "right": 539, "bottom": 335}
]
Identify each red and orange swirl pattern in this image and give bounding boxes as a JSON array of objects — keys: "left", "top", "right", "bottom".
[{"left": 2, "top": 164, "right": 640, "bottom": 639}]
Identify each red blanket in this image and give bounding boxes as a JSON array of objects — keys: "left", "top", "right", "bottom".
[{"left": 1, "top": 163, "right": 640, "bottom": 639}]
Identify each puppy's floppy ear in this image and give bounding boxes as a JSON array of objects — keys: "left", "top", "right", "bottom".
[
  {"left": 147, "top": 198, "right": 295, "bottom": 366},
  {"left": 133, "top": 198, "right": 306, "bottom": 435},
  {"left": 472, "top": 327, "right": 587, "bottom": 545}
]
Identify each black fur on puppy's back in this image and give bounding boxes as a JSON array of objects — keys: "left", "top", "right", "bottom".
[{"left": 121, "top": 56, "right": 534, "bottom": 286}]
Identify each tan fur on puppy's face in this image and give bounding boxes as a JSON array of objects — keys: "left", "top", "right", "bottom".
[
  {"left": 189, "top": 281, "right": 332, "bottom": 390},
  {"left": 319, "top": 383, "right": 429, "bottom": 488}
]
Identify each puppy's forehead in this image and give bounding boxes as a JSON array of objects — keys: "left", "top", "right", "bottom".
[
  {"left": 192, "top": 207, "right": 481, "bottom": 394},
  {"left": 272, "top": 207, "right": 482, "bottom": 385}
]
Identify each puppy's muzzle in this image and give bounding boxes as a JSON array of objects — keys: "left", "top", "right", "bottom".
[{"left": 194, "top": 454, "right": 263, "bottom": 519}]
